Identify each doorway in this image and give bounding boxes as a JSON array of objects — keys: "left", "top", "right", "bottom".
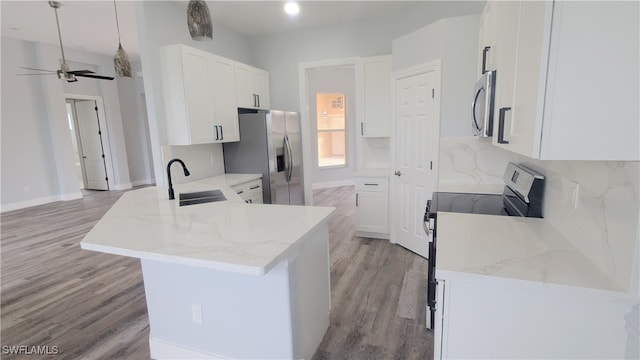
[
  {"left": 307, "top": 65, "right": 357, "bottom": 193},
  {"left": 65, "top": 97, "right": 111, "bottom": 191}
]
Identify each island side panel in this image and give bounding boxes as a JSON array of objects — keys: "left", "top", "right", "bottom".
[
  {"left": 141, "top": 259, "right": 295, "bottom": 359},
  {"left": 288, "top": 222, "right": 331, "bottom": 359}
]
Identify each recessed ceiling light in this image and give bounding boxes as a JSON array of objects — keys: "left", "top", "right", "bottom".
[{"left": 284, "top": 2, "right": 300, "bottom": 16}]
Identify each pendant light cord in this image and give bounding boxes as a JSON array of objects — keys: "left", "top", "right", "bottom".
[{"left": 113, "top": 0, "right": 122, "bottom": 44}]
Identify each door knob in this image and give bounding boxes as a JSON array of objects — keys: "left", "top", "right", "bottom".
[{"left": 394, "top": 170, "right": 402, "bottom": 176}]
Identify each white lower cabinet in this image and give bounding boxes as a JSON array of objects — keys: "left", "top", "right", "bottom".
[
  {"left": 354, "top": 177, "right": 389, "bottom": 239},
  {"left": 232, "top": 178, "right": 263, "bottom": 204},
  {"left": 434, "top": 271, "right": 631, "bottom": 360}
]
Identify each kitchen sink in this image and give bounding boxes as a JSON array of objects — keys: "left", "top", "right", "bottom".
[{"left": 179, "top": 189, "right": 226, "bottom": 206}]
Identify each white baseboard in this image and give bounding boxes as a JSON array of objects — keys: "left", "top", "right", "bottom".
[
  {"left": 59, "top": 192, "right": 83, "bottom": 201},
  {"left": 356, "top": 231, "right": 390, "bottom": 240},
  {"left": 312, "top": 179, "right": 354, "bottom": 190},
  {"left": 149, "top": 338, "right": 227, "bottom": 360},
  {"left": 1, "top": 192, "right": 82, "bottom": 213},
  {"left": 132, "top": 179, "right": 155, "bottom": 187},
  {"left": 112, "top": 182, "right": 133, "bottom": 191}
]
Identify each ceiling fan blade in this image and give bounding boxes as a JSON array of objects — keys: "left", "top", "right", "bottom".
[
  {"left": 16, "top": 73, "right": 58, "bottom": 76},
  {"left": 20, "top": 66, "right": 56, "bottom": 73},
  {"left": 75, "top": 73, "right": 115, "bottom": 81},
  {"left": 68, "top": 70, "right": 96, "bottom": 75}
]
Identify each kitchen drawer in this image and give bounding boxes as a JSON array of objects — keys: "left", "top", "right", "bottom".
[
  {"left": 232, "top": 178, "right": 263, "bottom": 203},
  {"left": 354, "top": 178, "right": 388, "bottom": 193}
]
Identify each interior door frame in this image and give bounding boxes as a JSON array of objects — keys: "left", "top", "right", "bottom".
[
  {"left": 298, "top": 57, "right": 362, "bottom": 205},
  {"left": 389, "top": 60, "right": 442, "bottom": 246},
  {"left": 64, "top": 93, "right": 116, "bottom": 191}
]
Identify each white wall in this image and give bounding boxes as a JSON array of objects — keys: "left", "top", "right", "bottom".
[
  {"left": 393, "top": 14, "right": 481, "bottom": 138},
  {"left": 1, "top": 37, "right": 132, "bottom": 211},
  {"left": 250, "top": 1, "right": 485, "bottom": 113},
  {"left": 135, "top": 1, "right": 253, "bottom": 187},
  {"left": 1, "top": 38, "right": 61, "bottom": 207},
  {"left": 307, "top": 66, "right": 357, "bottom": 187},
  {"left": 118, "top": 61, "right": 155, "bottom": 186}
]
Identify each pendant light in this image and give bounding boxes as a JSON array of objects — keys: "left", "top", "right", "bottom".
[
  {"left": 112, "top": 0, "right": 132, "bottom": 77},
  {"left": 187, "top": 0, "right": 213, "bottom": 41}
]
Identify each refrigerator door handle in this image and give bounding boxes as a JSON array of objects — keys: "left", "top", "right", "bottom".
[{"left": 284, "top": 134, "right": 293, "bottom": 182}]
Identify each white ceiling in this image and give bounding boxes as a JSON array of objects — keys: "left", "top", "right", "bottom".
[{"left": 0, "top": 1, "right": 468, "bottom": 59}]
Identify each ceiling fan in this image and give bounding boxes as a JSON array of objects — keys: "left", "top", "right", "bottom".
[{"left": 18, "top": 1, "right": 114, "bottom": 83}]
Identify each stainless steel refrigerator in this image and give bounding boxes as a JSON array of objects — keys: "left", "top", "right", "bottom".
[{"left": 223, "top": 110, "right": 304, "bottom": 205}]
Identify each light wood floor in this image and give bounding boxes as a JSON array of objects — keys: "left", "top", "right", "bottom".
[{"left": 1, "top": 186, "right": 432, "bottom": 359}]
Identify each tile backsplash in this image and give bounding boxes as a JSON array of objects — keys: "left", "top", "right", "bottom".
[{"left": 439, "top": 137, "right": 640, "bottom": 292}]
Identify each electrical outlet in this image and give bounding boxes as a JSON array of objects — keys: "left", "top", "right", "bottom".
[
  {"left": 191, "top": 304, "right": 203, "bottom": 324},
  {"left": 570, "top": 181, "right": 580, "bottom": 210}
]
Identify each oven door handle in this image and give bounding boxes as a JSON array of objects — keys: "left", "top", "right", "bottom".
[{"left": 423, "top": 219, "right": 432, "bottom": 236}]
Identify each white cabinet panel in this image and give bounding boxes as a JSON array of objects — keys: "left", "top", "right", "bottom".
[
  {"left": 232, "top": 178, "right": 263, "bottom": 204},
  {"left": 235, "top": 63, "right": 271, "bottom": 110},
  {"left": 355, "top": 177, "right": 389, "bottom": 238},
  {"left": 361, "top": 55, "right": 392, "bottom": 137},
  {"left": 488, "top": 1, "right": 639, "bottom": 160},
  {"left": 211, "top": 56, "right": 239, "bottom": 142},
  {"left": 160, "top": 44, "right": 239, "bottom": 145},
  {"left": 435, "top": 271, "right": 631, "bottom": 360}
]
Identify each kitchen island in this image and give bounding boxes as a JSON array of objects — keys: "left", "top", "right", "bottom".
[{"left": 81, "top": 175, "right": 335, "bottom": 359}]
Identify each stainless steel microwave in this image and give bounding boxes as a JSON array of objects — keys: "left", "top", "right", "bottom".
[{"left": 472, "top": 69, "right": 496, "bottom": 138}]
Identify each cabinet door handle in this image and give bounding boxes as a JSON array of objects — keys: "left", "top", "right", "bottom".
[
  {"left": 220, "top": 126, "right": 224, "bottom": 140},
  {"left": 253, "top": 94, "right": 258, "bottom": 107},
  {"left": 250, "top": 185, "right": 260, "bottom": 190},
  {"left": 257, "top": 94, "right": 260, "bottom": 108},
  {"left": 214, "top": 125, "right": 219, "bottom": 140},
  {"left": 237, "top": 190, "right": 244, "bottom": 194},
  {"left": 356, "top": 193, "right": 359, "bottom": 207},
  {"left": 364, "top": 183, "right": 379, "bottom": 186},
  {"left": 360, "top": 122, "right": 364, "bottom": 136},
  {"left": 498, "top": 107, "right": 510, "bottom": 144},
  {"left": 482, "top": 46, "right": 491, "bottom": 74}
]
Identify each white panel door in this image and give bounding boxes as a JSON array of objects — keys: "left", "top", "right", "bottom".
[
  {"left": 392, "top": 70, "right": 436, "bottom": 258},
  {"left": 75, "top": 100, "right": 108, "bottom": 191}
]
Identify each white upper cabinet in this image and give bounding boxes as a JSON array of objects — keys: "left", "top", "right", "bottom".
[
  {"left": 361, "top": 55, "right": 392, "bottom": 137},
  {"left": 160, "top": 44, "right": 239, "bottom": 145},
  {"left": 235, "top": 63, "right": 271, "bottom": 110},
  {"left": 210, "top": 55, "right": 240, "bottom": 142},
  {"left": 477, "top": 2, "right": 497, "bottom": 76},
  {"left": 489, "top": 1, "right": 639, "bottom": 160}
]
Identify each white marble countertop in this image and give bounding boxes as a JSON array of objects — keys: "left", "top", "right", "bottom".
[
  {"left": 436, "top": 212, "right": 621, "bottom": 292},
  {"left": 436, "top": 182, "right": 504, "bottom": 194},
  {"left": 353, "top": 168, "right": 390, "bottom": 178},
  {"left": 81, "top": 175, "right": 335, "bottom": 275}
]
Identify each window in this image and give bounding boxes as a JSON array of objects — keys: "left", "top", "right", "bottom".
[{"left": 316, "top": 93, "right": 346, "bottom": 167}]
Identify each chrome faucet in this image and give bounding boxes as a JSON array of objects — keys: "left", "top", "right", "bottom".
[{"left": 166, "top": 158, "right": 190, "bottom": 200}]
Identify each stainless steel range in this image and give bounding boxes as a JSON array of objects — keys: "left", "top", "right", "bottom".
[{"left": 423, "top": 162, "right": 545, "bottom": 329}]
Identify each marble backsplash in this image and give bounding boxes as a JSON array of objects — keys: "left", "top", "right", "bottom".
[
  {"left": 438, "top": 137, "right": 640, "bottom": 293},
  {"left": 161, "top": 144, "right": 225, "bottom": 186}
]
